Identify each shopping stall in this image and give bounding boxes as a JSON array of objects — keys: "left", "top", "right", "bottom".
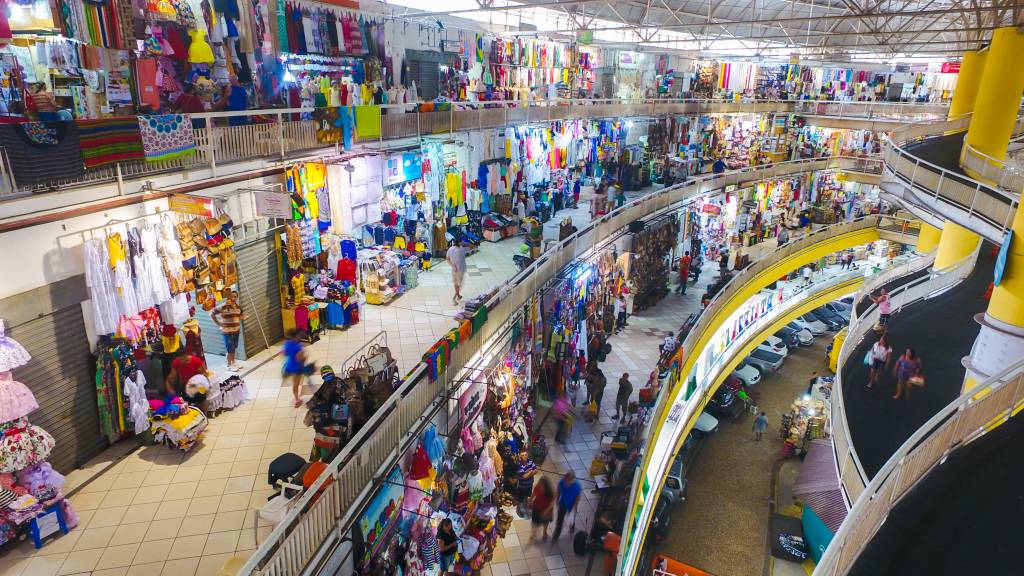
[
  {"left": 779, "top": 395, "right": 829, "bottom": 458},
  {"left": 0, "top": 324, "right": 78, "bottom": 549}
]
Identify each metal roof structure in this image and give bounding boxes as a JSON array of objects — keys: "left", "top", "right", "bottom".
[{"left": 390, "top": 0, "right": 1024, "bottom": 61}]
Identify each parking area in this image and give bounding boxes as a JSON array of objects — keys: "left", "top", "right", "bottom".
[{"left": 652, "top": 336, "right": 833, "bottom": 575}]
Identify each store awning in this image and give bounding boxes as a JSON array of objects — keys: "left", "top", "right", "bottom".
[
  {"left": 793, "top": 439, "right": 848, "bottom": 533},
  {"left": 794, "top": 439, "right": 841, "bottom": 494}
]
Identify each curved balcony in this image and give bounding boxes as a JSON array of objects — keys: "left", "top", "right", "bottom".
[
  {"left": 830, "top": 245, "right": 985, "bottom": 504},
  {"left": 817, "top": 339, "right": 1024, "bottom": 576},
  {"left": 879, "top": 114, "right": 1024, "bottom": 242},
  {"left": 237, "top": 159, "right": 899, "bottom": 576}
]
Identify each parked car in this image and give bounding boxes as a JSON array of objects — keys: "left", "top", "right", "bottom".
[
  {"left": 693, "top": 412, "right": 720, "bottom": 436},
  {"left": 774, "top": 327, "right": 801, "bottom": 349},
  {"left": 649, "top": 497, "right": 673, "bottom": 543},
  {"left": 746, "top": 348, "right": 785, "bottom": 375},
  {"left": 798, "top": 313, "right": 830, "bottom": 334},
  {"left": 787, "top": 320, "right": 818, "bottom": 341},
  {"left": 824, "top": 301, "right": 852, "bottom": 322},
  {"left": 663, "top": 429, "right": 710, "bottom": 504},
  {"left": 706, "top": 384, "right": 744, "bottom": 418},
  {"left": 781, "top": 323, "right": 814, "bottom": 346},
  {"left": 758, "top": 335, "right": 789, "bottom": 357},
  {"left": 811, "top": 306, "right": 845, "bottom": 330},
  {"left": 731, "top": 362, "right": 762, "bottom": 387}
]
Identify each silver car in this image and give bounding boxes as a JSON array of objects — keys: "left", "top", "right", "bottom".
[{"left": 746, "top": 348, "right": 785, "bottom": 375}]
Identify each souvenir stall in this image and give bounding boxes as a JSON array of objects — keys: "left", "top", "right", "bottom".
[
  {"left": 0, "top": 322, "right": 78, "bottom": 549},
  {"left": 84, "top": 198, "right": 239, "bottom": 449},
  {"left": 627, "top": 215, "right": 679, "bottom": 312},
  {"left": 779, "top": 395, "right": 829, "bottom": 458},
  {"left": 794, "top": 125, "right": 881, "bottom": 159}
]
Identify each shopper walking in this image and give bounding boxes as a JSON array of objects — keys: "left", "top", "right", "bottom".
[
  {"left": 570, "top": 351, "right": 587, "bottom": 402},
  {"left": 676, "top": 251, "right": 692, "bottom": 294},
  {"left": 589, "top": 368, "right": 607, "bottom": 410},
  {"left": 552, "top": 394, "right": 574, "bottom": 444},
  {"left": 528, "top": 476, "right": 555, "bottom": 542},
  {"left": 446, "top": 239, "right": 468, "bottom": 305},
  {"left": 893, "top": 348, "right": 923, "bottom": 402},
  {"left": 282, "top": 329, "right": 316, "bottom": 406},
  {"left": 866, "top": 334, "right": 892, "bottom": 388},
  {"left": 870, "top": 288, "right": 892, "bottom": 329},
  {"left": 552, "top": 471, "right": 583, "bottom": 540},
  {"left": 211, "top": 289, "right": 246, "bottom": 371},
  {"left": 614, "top": 373, "right": 633, "bottom": 421},
  {"left": 752, "top": 411, "right": 769, "bottom": 441}
]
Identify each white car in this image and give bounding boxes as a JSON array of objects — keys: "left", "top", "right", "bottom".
[
  {"left": 731, "top": 362, "right": 762, "bottom": 387},
  {"left": 758, "top": 335, "right": 789, "bottom": 357},
  {"left": 796, "top": 314, "right": 829, "bottom": 335}
]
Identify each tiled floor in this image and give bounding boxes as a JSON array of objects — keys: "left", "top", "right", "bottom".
[
  {"left": 0, "top": 187, "right": 657, "bottom": 576},
  {"left": 478, "top": 266, "right": 710, "bottom": 576}
]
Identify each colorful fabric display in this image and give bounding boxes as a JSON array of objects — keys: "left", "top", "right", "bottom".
[
  {"left": 353, "top": 105, "right": 381, "bottom": 139},
  {"left": 137, "top": 115, "right": 196, "bottom": 162},
  {"left": 0, "top": 122, "right": 84, "bottom": 188},
  {"left": 314, "top": 107, "right": 341, "bottom": 143},
  {"left": 75, "top": 117, "right": 145, "bottom": 168}
]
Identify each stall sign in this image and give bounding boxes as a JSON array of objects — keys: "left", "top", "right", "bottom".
[
  {"left": 618, "top": 51, "right": 639, "bottom": 70},
  {"left": 254, "top": 190, "right": 294, "bottom": 219},
  {"left": 168, "top": 194, "right": 214, "bottom": 217},
  {"left": 358, "top": 465, "right": 404, "bottom": 568},
  {"left": 458, "top": 376, "right": 486, "bottom": 425},
  {"left": 940, "top": 62, "right": 961, "bottom": 74},
  {"left": 701, "top": 203, "right": 721, "bottom": 215},
  {"left": 106, "top": 81, "right": 133, "bottom": 105},
  {"left": 443, "top": 150, "right": 458, "bottom": 167},
  {"left": 385, "top": 152, "right": 423, "bottom": 185}
]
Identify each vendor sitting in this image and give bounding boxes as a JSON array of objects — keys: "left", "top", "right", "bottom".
[{"left": 165, "top": 349, "right": 210, "bottom": 410}]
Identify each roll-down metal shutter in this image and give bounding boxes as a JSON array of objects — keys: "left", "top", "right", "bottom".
[
  {"left": 8, "top": 306, "right": 104, "bottom": 474},
  {"left": 406, "top": 50, "right": 442, "bottom": 101},
  {"left": 236, "top": 234, "right": 283, "bottom": 359}
]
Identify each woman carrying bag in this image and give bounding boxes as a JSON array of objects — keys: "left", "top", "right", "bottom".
[{"left": 893, "top": 348, "right": 924, "bottom": 402}]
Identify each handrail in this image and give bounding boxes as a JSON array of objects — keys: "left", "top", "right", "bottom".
[
  {"left": 881, "top": 116, "right": 1020, "bottom": 239},
  {"left": 0, "top": 97, "right": 941, "bottom": 204},
  {"left": 848, "top": 251, "right": 937, "bottom": 324},
  {"left": 830, "top": 245, "right": 978, "bottom": 506},
  {"left": 238, "top": 155, "right": 891, "bottom": 576},
  {"left": 817, "top": 320, "right": 1024, "bottom": 575},
  {"left": 615, "top": 213, "right": 920, "bottom": 575}
]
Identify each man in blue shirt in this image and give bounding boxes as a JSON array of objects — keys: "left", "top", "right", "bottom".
[{"left": 552, "top": 471, "right": 583, "bottom": 540}]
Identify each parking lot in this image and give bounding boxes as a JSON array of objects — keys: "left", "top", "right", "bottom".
[{"left": 653, "top": 336, "right": 833, "bottom": 575}]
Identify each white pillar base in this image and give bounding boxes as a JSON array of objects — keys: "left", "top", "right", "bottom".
[{"left": 962, "top": 313, "right": 1024, "bottom": 383}]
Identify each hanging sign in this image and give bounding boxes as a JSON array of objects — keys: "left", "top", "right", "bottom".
[
  {"left": 254, "top": 190, "right": 294, "bottom": 219},
  {"left": 458, "top": 376, "right": 486, "bottom": 426},
  {"left": 702, "top": 203, "right": 722, "bottom": 215},
  {"left": 618, "top": 51, "right": 639, "bottom": 70},
  {"left": 385, "top": 152, "right": 423, "bottom": 186},
  {"left": 940, "top": 62, "right": 961, "bottom": 74},
  {"left": 994, "top": 230, "right": 1012, "bottom": 286},
  {"left": 168, "top": 194, "right": 214, "bottom": 217},
  {"left": 358, "top": 465, "right": 404, "bottom": 568}
]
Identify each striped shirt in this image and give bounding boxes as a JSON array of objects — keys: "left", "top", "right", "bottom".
[
  {"left": 212, "top": 304, "right": 242, "bottom": 333},
  {"left": 31, "top": 92, "right": 59, "bottom": 113}
]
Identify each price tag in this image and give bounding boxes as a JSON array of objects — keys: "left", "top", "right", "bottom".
[{"left": 35, "top": 511, "right": 60, "bottom": 539}]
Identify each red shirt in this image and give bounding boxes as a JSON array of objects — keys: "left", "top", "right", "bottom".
[
  {"left": 175, "top": 93, "right": 206, "bottom": 114},
  {"left": 172, "top": 355, "right": 206, "bottom": 387},
  {"left": 679, "top": 255, "right": 692, "bottom": 275},
  {"left": 531, "top": 482, "right": 554, "bottom": 513}
]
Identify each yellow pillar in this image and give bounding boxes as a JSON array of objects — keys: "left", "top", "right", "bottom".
[
  {"left": 946, "top": 50, "right": 987, "bottom": 119},
  {"left": 934, "top": 222, "right": 980, "bottom": 270},
  {"left": 962, "top": 27, "right": 1024, "bottom": 174},
  {"left": 915, "top": 222, "right": 942, "bottom": 254}
]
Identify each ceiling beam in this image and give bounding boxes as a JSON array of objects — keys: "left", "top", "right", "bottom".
[
  {"left": 531, "top": 5, "right": 1008, "bottom": 33},
  {"left": 625, "top": 24, "right": 1000, "bottom": 44}
]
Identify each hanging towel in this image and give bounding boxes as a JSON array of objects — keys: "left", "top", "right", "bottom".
[
  {"left": 353, "top": 105, "right": 381, "bottom": 139},
  {"left": 137, "top": 114, "right": 196, "bottom": 162},
  {"left": 0, "top": 122, "right": 84, "bottom": 188},
  {"left": 76, "top": 117, "right": 145, "bottom": 168}
]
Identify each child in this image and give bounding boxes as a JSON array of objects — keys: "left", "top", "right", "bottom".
[{"left": 282, "top": 330, "right": 316, "bottom": 407}]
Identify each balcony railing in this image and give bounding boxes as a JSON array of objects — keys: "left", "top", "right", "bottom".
[
  {"left": 793, "top": 100, "right": 950, "bottom": 121},
  {"left": 0, "top": 98, "right": 943, "bottom": 205},
  {"left": 960, "top": 118, "right": 1024, "bottom": 194},
  {"left": 235, "top": 155, "right": 889, "bottom": 576},
  {"left": 818, "top": 287, "right": 1024, "bottom": 576}
]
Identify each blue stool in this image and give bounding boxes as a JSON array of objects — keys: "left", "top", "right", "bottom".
[{"left": 29, "top": 502, "right": 69, "bottom": 549}]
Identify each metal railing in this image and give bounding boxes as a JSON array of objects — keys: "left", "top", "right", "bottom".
[
  {"left": 794, "top": 100, "right": 950, "bottom": 121},
  {"left": 238, "top": 155, "right": 894, "bottom": 576},
  {"left": 882, "top": 116, "right": 1020, "bottom": 239},
  {"left": 830, "top": 245, "right": 978, "bottom": 505},
  {"left": 0, "top": 98, "right": 947, "bottom": 203},
  {"left": 818, "top": 333, "right": 1024, "bottom": 575}
]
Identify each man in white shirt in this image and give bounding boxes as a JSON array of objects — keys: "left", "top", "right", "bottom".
[{"left": 446, "top": 240, "right": 469, "bottom": 305}]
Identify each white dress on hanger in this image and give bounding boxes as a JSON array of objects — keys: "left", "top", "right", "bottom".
[
  {"left": 84, "top": 239, "right": 120, "bottom": 336},
  {"left": 123, "top": 371, "right": 150, "bottom": 436}
]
